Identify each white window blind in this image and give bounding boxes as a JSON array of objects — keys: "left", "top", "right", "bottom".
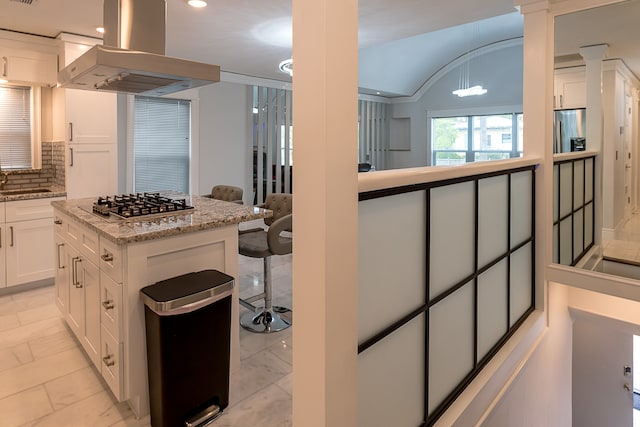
[
  {"left": 134, "top": 96, "right": 190, "bottom": 193},
  {"left": 0, "top": 85, "right": 32, "bottom": 169}
]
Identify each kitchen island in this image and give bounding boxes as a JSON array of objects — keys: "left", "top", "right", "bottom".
[{"left": 51, "top": 192, "right": 270, "bottom": 418}]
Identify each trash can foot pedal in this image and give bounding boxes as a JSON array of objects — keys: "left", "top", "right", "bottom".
[
  {"left": 240, "top": 307, "right": 292, "bottom": 333},
  {"left": 185, "top": 403, "right": 221, "bottom": 427}
]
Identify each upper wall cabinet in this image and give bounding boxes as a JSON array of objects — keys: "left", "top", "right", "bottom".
[
  {"left": 554, "top": 67, "right": 586, "bottom": 110},
  {"left": 0, "top": 36, "right": 57, "bottom": 86}
]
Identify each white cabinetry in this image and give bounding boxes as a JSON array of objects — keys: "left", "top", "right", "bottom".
[
  {"left": 1, "top": 197, "right": 63, "bottom": 288},
  {"left": 0, "top": 38, "right": 57, "bottom": 85},
  {"left": 53, "top": 34, "right": 118, "bottom": 199},
  {"left": 53, "top": 210, "right": 124, "bottom": 399},
  {"left": 52, "top": 206, "right": 240, "bottom": 418},
  {"left": 554, "top": 67, "right": 586, "bottom": 109}
]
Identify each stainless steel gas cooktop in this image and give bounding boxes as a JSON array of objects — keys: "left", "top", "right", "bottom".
[{"left": 82, "top": 192, "right": 194, "bottom": 221}]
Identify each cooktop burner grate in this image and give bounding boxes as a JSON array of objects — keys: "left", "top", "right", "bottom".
[{"left": 91, "top": 192, "right": 194, "bottom": 219}]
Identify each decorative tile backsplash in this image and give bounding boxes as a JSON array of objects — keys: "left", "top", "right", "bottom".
[{"left": 1, "top": 141, "right": 65, "bottom": 190}]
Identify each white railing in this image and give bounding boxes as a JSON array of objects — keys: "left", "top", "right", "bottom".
[
  {"left": 552, "top": 151, "right": 597, "bottom": 266},
  {"left": 358, "top": 158, "right": 538, "bottom": 426}
]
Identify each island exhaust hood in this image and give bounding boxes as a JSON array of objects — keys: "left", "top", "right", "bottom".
[{"left": 58, "top": 0, "right": 220, "bottom": 96}]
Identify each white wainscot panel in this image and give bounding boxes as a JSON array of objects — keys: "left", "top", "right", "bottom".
[
  {"left": 358, "top": 314, "right": 425, "bottom": 427},
  {"left": 478, "top": 175, "right": 508, "bottom": 268},
  {"left": 573, "top": 160, "right": 585, "bottom": 210},
  {"left": 358, "top": 191, "right": 426, "bottom": 342},
  {"left": 560, "top": 218, "right": 572, "bottom": 265},
  {"left": 429, "top": 182, "right": 474, "bottom": 299},
  {"left": 510, "top": 170, "right": 533, "bottom": 247},
  {"left": 573, "top": 208, "right": 584, "bottom": 258},
  {"left": 510, "top": 242, "right": 532, "bottom": 327},
  {"left": 428, "top": 282, "right": 474, "bottom": 414},
  {"left": 585, "top": 157, "right": 594, "bottom": 202},
  {"left": 559, "top": 163, "right": 573, "bottom": 219},
  {"left": 477, "top": 259, "right": 508, "bottom": 361}
]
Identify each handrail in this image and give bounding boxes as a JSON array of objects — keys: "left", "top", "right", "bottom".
[
  {"left": 553, "top": 149, "right": 598, "bottom": 163},
  {"left": 358, "top": 157, "right": 541, "bottom": 194}
]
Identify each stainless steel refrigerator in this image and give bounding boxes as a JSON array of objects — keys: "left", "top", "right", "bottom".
[{"left": 554, "top": 108, "right": 586, "bottom": 153}]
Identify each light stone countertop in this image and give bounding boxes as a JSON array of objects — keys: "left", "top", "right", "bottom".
[
  {"left": 0, "top": 185, "right": 67, "bottom": 201},
  {"left": 51, "top": 192, "right": 272, "bottom": 245}
]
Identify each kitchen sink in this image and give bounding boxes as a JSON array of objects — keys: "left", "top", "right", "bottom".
[{"left": 0, "top": 188, "right": 52, "bottom": 196}]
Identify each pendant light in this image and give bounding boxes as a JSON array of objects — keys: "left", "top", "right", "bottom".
[
  {"left": 187, "top": 0, "right": 207, "bottom": 8},
  {"left": 452, "top": 23, "right": 487, "bottom": 98}
]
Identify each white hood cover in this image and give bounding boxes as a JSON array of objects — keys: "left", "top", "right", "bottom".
[{"left": 58, "top": 0, "right": 220, "bottom": 96}]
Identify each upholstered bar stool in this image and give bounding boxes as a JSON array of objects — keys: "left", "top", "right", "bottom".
[
  {"left": 239, "top": 193, "right": 292, "bottom": 333},
  {"left": 210, "top": 185, "right": 244, "bottom": 204}
]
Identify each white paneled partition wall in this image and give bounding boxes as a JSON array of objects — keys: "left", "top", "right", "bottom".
[
  {"left": 552, "top": 152, "right": 596, "bottom": 266},
  {"left": 358, "top": 164, "right": 536, "bottom": 426}
]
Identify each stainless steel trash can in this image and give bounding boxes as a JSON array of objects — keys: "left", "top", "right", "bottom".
[{"left": 140, "top": 270, "right": 234, "bottom": 427}]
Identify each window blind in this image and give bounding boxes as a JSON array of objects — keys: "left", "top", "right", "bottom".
[
  {"left": 0, "top": 85, "right": 32, "bottom": 169},
  {"left": 134, "top": 96, "right": 190, "bottom": 193}
]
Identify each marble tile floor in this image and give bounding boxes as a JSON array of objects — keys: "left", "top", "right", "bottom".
[
  {"left": 0, "top": 253, "right": 293, "bottom": 427},
  {"left": 604, "top": 212, "right": 640, "bottom": 264}
]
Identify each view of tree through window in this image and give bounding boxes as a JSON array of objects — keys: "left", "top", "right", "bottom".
[{"left": 432, "top": 113, "right": 523, "bottom": 166}]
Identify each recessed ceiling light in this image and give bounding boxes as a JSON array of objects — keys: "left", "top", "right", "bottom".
[
  {"left": 279, "top": 59, "right": 293, "bottom": 77},
  {"left": 187, "top": 0, "right": 207, "bottom": 7},
  {"left": 452, "top": 85, "right": 487, "bottom": 97},
  {"left": 96, "top": 26, "right": 105, "bottom": 34}
]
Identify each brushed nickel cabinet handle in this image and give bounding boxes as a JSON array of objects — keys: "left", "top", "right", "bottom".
[
  {"left": 0, "top": 227, "right": 2, "bottom": 249},
  {"left": 69, "top": 122, "right": 73, "bottom": 142},
  {"left": 101, "top": 252, "right": 114, "bottom": 262},
  {"left": 102, "top": 300, "right": 115, "bottom": 310},
  {"left": 72, "top": 256, "right": 82, "bottom": 288},
  {"left": 2, "top": 56, "right": 7, "bottom": 78},
  {"left": 54, "top": 219, "right": 62, "bottom": 225},
  {"left": 102, "top": 355, "right": 115, "bottom": 367},
  {"left": 9, "top": 226, "right": 13, "bottom": 247},
  {"left": 57, "top": 243, "right": 65, "bottom": 269},
  {"left": 69, "top": 147, "right": 74, "bottom": 166}
]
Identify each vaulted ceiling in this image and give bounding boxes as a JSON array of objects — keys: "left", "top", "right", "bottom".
[{"left": 0, "top": 0, "right": 637, "bottom": 98}]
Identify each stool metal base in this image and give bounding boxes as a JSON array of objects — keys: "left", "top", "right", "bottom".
[{"left": 240, "top": 306, "right": 292, "bottom": 333}]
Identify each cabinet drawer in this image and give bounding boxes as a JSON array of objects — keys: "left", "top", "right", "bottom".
[
  {"left": 65, "top": 219, "right": 99, "bottom": 265},
  {"left": 100, "top": 272, "right": 122, "bottom": 341},
  {"left": 101, "top": 326, "right": 124, "bottom": 401},
  {"left": 99, "top": 237, "right": 123, "bottom": 284},
  {"left": 6, "top": 198, "right": 63, "bottom": 222}
]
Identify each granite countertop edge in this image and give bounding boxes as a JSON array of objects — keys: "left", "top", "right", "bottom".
[
  {"left": 51, "top": 193, "right": 272, "bottom": 245},
  {"left": 0, "top": 185, "right": 67, "bottom": 201}
]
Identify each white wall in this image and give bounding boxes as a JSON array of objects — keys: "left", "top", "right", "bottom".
[
  {"left": 480, "top": 283, "right": 573, "bottom": 426},
  {"left": 388, "top": 45, "right": 524, "bottom": 170},
  {"left": 197, "top": 82, "right": 252, "bottom": 203}
]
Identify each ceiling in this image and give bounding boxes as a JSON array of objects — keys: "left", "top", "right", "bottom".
[{"left": 0, "top": 0, "right": 637, "bottom": 97}]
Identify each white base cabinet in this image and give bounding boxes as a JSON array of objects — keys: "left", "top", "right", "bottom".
[
  {"left": 53, "top": 207, "right": 241, "bottom": 418},
  {"left": 1, "top": 197, "right": 64, "bottom": 289}
]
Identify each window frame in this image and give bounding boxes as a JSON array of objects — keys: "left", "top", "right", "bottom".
[
  {"left": 0, "top": 83, "right": 42, "bottom": 170},
  {"left": 428, "top": 107, "right": 523, "bottom": 167},
  {"left": 125, "top": 94, "right": 199, "bottom": 195}
]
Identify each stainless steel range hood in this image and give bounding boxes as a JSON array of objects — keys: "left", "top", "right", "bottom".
[{"left": 58, "top": 0, "right": 220, "bottom": 96}]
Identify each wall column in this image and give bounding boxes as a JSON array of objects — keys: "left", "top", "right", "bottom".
[
  {"left": 291, "top": 0, "right": 359, "bottom": 425},
  {"left": 580, "top": 44, "right": 608, "bottom": 240},
  {"left": 579, "top": 44, "right": 608, "bottom": 152},
  {"left": 517, "top": 0, "right": 553, "bottom": 308}
]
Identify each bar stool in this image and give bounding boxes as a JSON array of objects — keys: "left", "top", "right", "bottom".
[
  {"left": 209, "top": 185, "right": 244, "bottom": 204},
  {"left": 238, "top": 193, "right": 292, "bottom": 333}
]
